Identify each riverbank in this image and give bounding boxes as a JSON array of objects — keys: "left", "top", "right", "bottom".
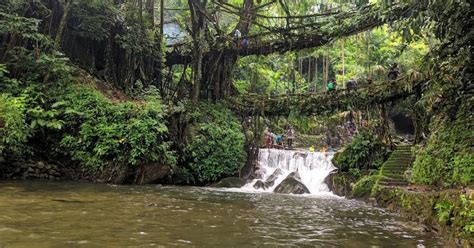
[
  {"left": 374, "top": 186, "right": 473, "bottom": 247},
  {"left": 326, "top": 171, "right": 473, "bottom": 247}
]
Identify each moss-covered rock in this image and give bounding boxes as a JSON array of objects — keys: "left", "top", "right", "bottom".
[
  {"left": 352, "top": 175, "right": 379, "bottom": 198},
  {"left": 211, "top": 177, "right": 246, "bottom": 188},
  {"left": 372, "top": 187, "right": 474, "bottom": 246},
  {"left": 324, "top": 171, "right": 359, "bottom": 197}
]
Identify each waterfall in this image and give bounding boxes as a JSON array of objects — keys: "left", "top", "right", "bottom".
[{"left": 241, "top": 149, "right": 336, "bottom": 194}]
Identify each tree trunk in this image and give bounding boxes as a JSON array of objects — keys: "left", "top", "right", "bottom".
[
  {"left": 54, "top": 0, "right": 73, "bottom": 48},
  {"left": 146, "top": 0, "right": 154, "bottom": 25},
  {"left": 188, "top": 0, "right": 207, "bottom": 103}
]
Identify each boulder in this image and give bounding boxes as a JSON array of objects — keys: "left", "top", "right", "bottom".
[
  {"left": 264, "top": 168, "right": 283, "bottom": 188},
  {"left": 135, "top": 164, "right": 170, "bottom": 184},
  {"left": 273, "top": 172, "right": 310, "bottom": 194},
  {"left": 324, "top": 171, "right": 357, "bottom": 197},
  {"left": 211, "top": 177, "right": 246, "bottom": 188},
  {"left": 253, "top": 180, "right": 267, "bottom": 189},
  {"left": 37, "top": 161, "right": 45, "bottom": 168}
]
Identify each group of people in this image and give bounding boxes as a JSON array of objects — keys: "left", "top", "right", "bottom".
[
  {"left": 325, "top": 63, "right": 400, "bottom": 92},
  {"left": 264, "top": 126, "right": 295, "bottom": 149}
]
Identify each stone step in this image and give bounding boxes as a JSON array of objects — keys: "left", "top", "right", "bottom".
[
  {"left": 391, "top": 151, "right": 413, "bottom": 155},
  {"left": 384, "top": 161, "right": 412, "bottom": 165},
  {"left": 379, "top": 177, "right": 408, "bottom": 182},
  {"left": 388, "top": 157, "right": 414, "bottom": 161},
  {"left": 382, "top": 170, "right": 407, "bottom": 175},
  {"left": 382, "top": 168, "right": 409, "bottom": 173},
  {"left": 396, "top": 146, "right": 413, "bottom": 149},
  {"left": 384, "top": 161, "right": 413, "bottom": 165},
  {"left": 378, "top": 180, "right": 408, "bottom": 186},
  {"left": 383, "top": 164, "right": 411, "bottom": 169},
  {"left": 386, "top": 157, "right": 414, "bottom": 161},
  {"left": 381, "top": 174, "right": 405, "bottom": 180}
]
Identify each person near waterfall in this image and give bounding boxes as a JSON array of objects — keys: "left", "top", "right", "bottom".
[
  {"left": 286, "top": 126, "right": 295, "bottom": 149},
  {"left": 264, "top": 128, "right": 273, "bottom": 148}
]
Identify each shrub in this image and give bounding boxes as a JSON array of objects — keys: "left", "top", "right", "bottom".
[
  {"left": 332, "top": 131, "right": 387, "bottom": 172},
  {"left": 185, "top": 103, "right": 246, "bottom": 184},
  {"left": 57, "top": 85, "right": 175, "bottom": 170},
  {"left": 0, "top": 94, "right": 31, "bottom": 158},
  {"left": 411, "top": 103, "right": 473, "bottom": 187},
  {"left": 352, "top": 175, "right": 379, "bottom": 198}
]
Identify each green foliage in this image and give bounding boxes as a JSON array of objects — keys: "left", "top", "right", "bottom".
[
  {"left": 411, "top": 103, "right": 473, "bottom": 186},
  {"left": 333, "top": 131, "right": 386, "bottom": 172},
  {"left": 352, "top": 175, "right": 379, "bottom": 198},
  {"left": 57, "top": 85, "right": 175, "bottom": 170},
  {"left": 455, "top": 194, "right": 474, "bottom": 236},
  {"left": 435, "top": 201, "right": 454, "bottom": 225},
  {"left": 0, "top": 94, "right": 31, "bottom": 158},
  {"left": 185, "top": 103, "right": 246, "bottom": 184}
]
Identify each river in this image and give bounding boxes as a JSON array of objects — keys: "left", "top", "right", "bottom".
[{"left": 0, "top": 181, "right": 442, "bottom": 247}]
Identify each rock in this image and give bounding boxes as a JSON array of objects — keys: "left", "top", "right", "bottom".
[
  {"left": 253, "top": 180, "right": 267, "bottom": 190},
  {"left": 324, "top": 171, "right": 357, "bottom": 197},
  {"left": 264, "top": 168, "right": 283, "bottom": 188},
  {"left": 273, "top": 172, "right": 310, "bottom": 194},
  {"left": 37, "top": 161, "right": 45, "bottom": 168},
  {"left": 27, "top": 167, "right": 35, "bottom": 172},
  {"left": 212, "top": 177, "right": 246, "bottom": 188},
  {"left": 135, "top": 164, "right": 170, "bottom": 184}
]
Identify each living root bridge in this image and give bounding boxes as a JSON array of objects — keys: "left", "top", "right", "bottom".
[
  {"left": 165, "top": 2, "right": 425, "bottom": 65},
  {"left": 229, "top": 78, "right": 425, "bottom": 117}
]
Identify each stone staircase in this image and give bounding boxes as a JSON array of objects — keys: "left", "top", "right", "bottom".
[{"left": 378, "top": 145, "right": 414, "bottom": 186}]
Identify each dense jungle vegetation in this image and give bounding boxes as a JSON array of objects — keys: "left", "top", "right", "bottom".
[{"left": 0, "top": 0, "right": 472, "bottom": 189}]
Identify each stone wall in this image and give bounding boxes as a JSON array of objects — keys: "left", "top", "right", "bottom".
[
  {"left": 373, "top": 186, "right": 473, "bottom": 247},
  {"left": 1, "top": 160, "right": 61, "bottom": 180}
]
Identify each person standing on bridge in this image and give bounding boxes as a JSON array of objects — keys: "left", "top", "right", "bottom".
[
  {"left": 387, "top": 63, "right": 400, "bottom": 80},
  {"left": 346, "top": 79, "right": 356, "bottom": 92},
  {"left": 327, "top": 79, "right": 337, "bottom": 91}
]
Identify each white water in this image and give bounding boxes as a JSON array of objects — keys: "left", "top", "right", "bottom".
[{"left": 241, "top": 149, "right": 337, "bottom": 194}]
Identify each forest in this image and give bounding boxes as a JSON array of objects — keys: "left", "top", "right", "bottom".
[
  {"left": 1, "top": 0, "right": 471, "bottom": 186},
  {"left": 0, "top": 0, "right": 472, "bottom": 245}
]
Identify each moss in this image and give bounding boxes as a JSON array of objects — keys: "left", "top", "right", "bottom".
[
  {"left": 332, "top": 131, "right": 387, "bottom": 172},
  {"left": 374, "top": 187, "right": 474, "bottom": 244},
  {"left": 326, "top": 172, "right": 359, "bottom": 196},
  {"left": 411, "top": 99, "right": 473, "bottom": 187},
  {"left": 352, "top": 175, "right": 379, "bottom": 198}
]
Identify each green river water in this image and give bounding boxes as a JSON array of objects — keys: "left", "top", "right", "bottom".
[{"left": 0, "top": 181, "right": 443, "bottom": 247}]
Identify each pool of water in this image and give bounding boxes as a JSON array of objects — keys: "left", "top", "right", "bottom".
[{"left": 0, "top": 181, "right": 442, "bottom": 247}]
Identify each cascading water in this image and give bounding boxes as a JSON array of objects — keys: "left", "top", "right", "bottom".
[{"left": 242, "top": 148, "right": 337, "bottom": 194}]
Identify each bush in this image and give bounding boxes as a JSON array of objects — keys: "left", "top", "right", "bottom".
[
  {"left": 0, "top": 94, "right": 31, "bottom": 158},
  {"left": 185, "top": 103, "right": 246, "bottom": 184},
  {"left": 411, "top": 102, "right": 473, "bottom": 187},
  {"left": 57, "top": 85, "right": 176, "bottom": 170},
  {"left": 332, "top": 131, "right": 387, "bottom": 172},
  {"left": 352, "top": 175, "right": 379, "bottom": 198}
]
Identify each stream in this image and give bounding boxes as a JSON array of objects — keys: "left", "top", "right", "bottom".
[{"left": 0, "top": 181, "right": 443, "bottom": 247}]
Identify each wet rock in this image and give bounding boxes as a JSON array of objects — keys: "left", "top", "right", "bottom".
[
  {"left": 324, "top": 171, "right": 357, "bottom": 197},
  {"left": 37, "top": 161, "right": 45, "bottom": 168},
  {"left": 253, "top": 180, "right": 267, "bottom": 190},
  {"left": 273, "top": 172, "right": 310, "bottom": 194},
  {"left": 211, "top": 177, "right": 246, "bottom": 188},
  {"left": 264, "top": 168, "right": 283, "bottom": 188},
  {"left": 135, "top": 164, "right": 170, "bottom": 184}
]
